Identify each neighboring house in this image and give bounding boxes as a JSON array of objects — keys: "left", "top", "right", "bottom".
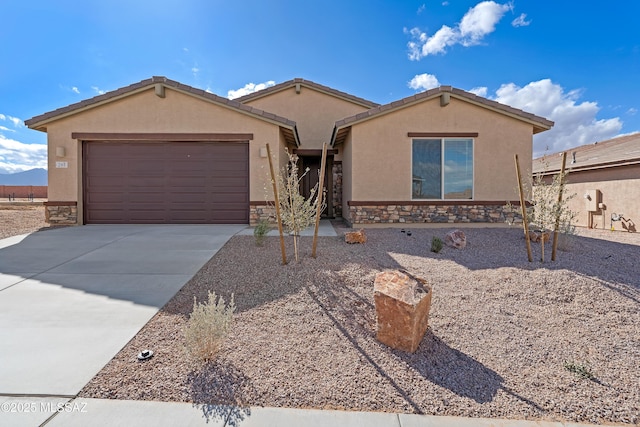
[
  {"left": 25, "top": 76, "right": 553, "bottom": 226},
  {"left": 533, "top": 133, "right": 639, "bottom": 232}
]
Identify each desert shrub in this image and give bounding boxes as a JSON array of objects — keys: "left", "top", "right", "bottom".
[
  {"left": 276, "top": 149, "right": 326, "bottom": 261},
  {"left": 529, "top": 156, "right": 578, "bottom": 232},
  {"left": 253, "top": 219, "right": 271, "bottom": 246},
  {"left": 527, "top": 155, "right": 578, "bottom": 261},
  {"left": 564, "top": 360, "right": 594, "bottom": 379},
  {"left": 431, "top": 236, "right": 443, "bottom": 253},
  {"left": 557, "top": 219, "right": 579, "bottom": 251},
  {"left": 184, "top": 291, "right": 235, "bottom": 363}
]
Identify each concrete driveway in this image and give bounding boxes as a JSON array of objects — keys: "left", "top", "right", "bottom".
[{"left": 0, "top": 225, "right": 244, "bottom": 399}]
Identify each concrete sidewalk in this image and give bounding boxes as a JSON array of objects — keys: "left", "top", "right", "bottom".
[
  {"left": 237, "top": 219, "right": 338, "bottom": 237},
  {"left": 0, "top": 397, "right": 621, "bottom": 427},
  {"left": 0, "top": 225, "right": 244, "bottom": 397}
]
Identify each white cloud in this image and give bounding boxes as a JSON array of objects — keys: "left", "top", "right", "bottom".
[
  {"left": 417, "top": 4, "right": 426, "bottom": 14},
  {"left": 91, "top": 86, "right": 105, "bottom": 95},
  {"left": 0, "top": 126, "right": 13, "bottom": 132},
  {"left": 407, "top": 1, "right": 511, "bottom": 60},
  {"left": 227, "top": 80, "right": 276, "bottom": 100},
  {"left": 469, "top": 86, "right": 488, "bottom": 97},
  {"left": 192, "top": 66, "right": 200, "bottom": 77},
  {"left": 408, "top": 73, "right": 440, "bottom": 91},
  {"left": 491, "top": 79, "right": 622, "bottom": 156},
  {"left": 0, "top": 114, "right": 22, "bottom": 128},
  {"left": 459, "top": 1, "right": 512, "bottom": 45},
  {"left": 511, "top": 13, "right": 531, "bottom": 27},
  {"left": 627, "top": 107, "right": 638, "bottom": 115},
  {"left": 72, "top": 87, "right": 80, "bottom": 94},
  {"left": 442, "top": 1, "right": 449, "bottom": 5},
  {"left": 0, "top": 135, "right": 48, "bottom": 173}
]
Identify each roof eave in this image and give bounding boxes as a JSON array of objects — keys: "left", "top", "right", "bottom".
[
  {"left": 333, "top": 87, "right": 554, "bottom": 133},
  {"left": 25, "top": 85, "right": 155, "bottom": 129},
  {"left": 237, "top": 78, "right": 380, "bottom": 109},
  {"left": 534, "top": 157, "right": 640, "bottom": 175},
  {"left": 447, "top": 93, "right": 554, "bottom": 132},
  {"left": 25, "top": 77, "right": 298, "bottom": 132}
]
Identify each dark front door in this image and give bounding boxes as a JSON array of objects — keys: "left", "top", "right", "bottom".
[{"left": 299, "top": 155, "right": 333, "bottom": 217}]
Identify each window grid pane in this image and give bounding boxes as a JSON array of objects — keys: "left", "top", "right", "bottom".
[
  {"left": 443, "top": 139, "right": 473, "bottom": 199},
  {"left": 412, "top": 139, "right": 441, "bottom": 199}
]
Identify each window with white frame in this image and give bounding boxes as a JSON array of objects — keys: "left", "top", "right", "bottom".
[{"left": 412, "top": 138, "right": 473, "bottom": 199}]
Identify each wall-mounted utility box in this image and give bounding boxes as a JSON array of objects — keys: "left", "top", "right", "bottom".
[{"left": 585, "top": 189, "right": 601, "bottom": 212}]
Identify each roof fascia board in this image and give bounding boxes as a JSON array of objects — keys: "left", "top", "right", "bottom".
[
  {"left": 301, "top": 84, "right": 378, "bottom": 109},
  {"left": 27, "top": 83, "right": 298, "bottom": 135},
  {"left": 166, "top": 84, "right": 298, "bottom": 131},
  {"left": 535, "top": 158, "right": 640, "bottom": 175},
  {"left": 239, "top": 80, "right": 378, "bottom": 109},
  {"left": 333, "top": 90, "right": 553, "bottom": 134},
  {"left": 333, "top": 92, "right": 442, "bottom": 131},
  {"left": 448, "top": 93, "right": 553, "bottom": 132},
  {"left": 26, "top": 85, "right": 154, "bottom": 130}
]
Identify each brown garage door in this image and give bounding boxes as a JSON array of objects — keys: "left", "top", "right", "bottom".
[{"left": 83, "top": 141, "right": 249, "bottom": 224}]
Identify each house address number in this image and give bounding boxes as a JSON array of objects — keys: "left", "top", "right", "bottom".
[{"left": 55, "top": 161, "right": 68, "bottom": 168}]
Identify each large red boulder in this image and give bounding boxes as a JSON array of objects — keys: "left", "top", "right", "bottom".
[{"left": 374, "top": 270, "right": 432, "bottom": 353}]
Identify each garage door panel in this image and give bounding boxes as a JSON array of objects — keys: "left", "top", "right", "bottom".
[
  {"left": 168, "top": 161, "right": 216, "bottom": 171},
  {"left": 213, "top": 211, "right": 249, "bottom": 221},
  {"left": 86, "top": 143, "right": 125, "bottom": 157},
  {"left": 128, "top": 177, "right": 167, "bottom": 188},
  {"left": 128, "top": 194, "right": 166, "bottom": 204},
  {"left": 169, "top": 178, "right": 248, "bottom": 189},
  {"left": 85, "top": 192, "right": 124, "bottom": 203},
  {"left": 86, "top": 175, "right": 126, "bottom": 187},
  {"left": 208, "top": 185, "right": 248, "bottom": 194},
  {"left": 210, "top": 193, "right": 248, "bottom": 203},
  {"left": 88, "top": 210, "right": 128, "bottom": 222},
  {"left": 125, "top": 144, "right": 170, "bottom": 158},
  {"left": 84, "top": 141, "right": 249, "bottom": 224},
  {"left": 209, "top": 168, "right": 248, "bottom": 177},
  {"left": 130, "top": 162, "right": 167, "bottom": 173}
]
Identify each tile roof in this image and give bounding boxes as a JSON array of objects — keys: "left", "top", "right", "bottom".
[
  {"left": 25, "top": 76, "right": 299, "bottom": 145},
  {"left": 235, "top": 78, "right": 380, "bottom": 109},
  {"left": 331, "top": 86, "right": 554, "bottom": 146},
  {"left": 533, "top": 132, "right": 640, "bottom": 174}
]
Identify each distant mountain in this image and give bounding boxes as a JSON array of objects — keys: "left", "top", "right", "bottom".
[{"left": 0, "top": 168, "right": 48, "bottom": 185}]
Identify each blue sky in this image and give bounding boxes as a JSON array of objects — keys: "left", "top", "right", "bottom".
[{"left": 1, "top": 0, "right": 638, "bottom": 173}]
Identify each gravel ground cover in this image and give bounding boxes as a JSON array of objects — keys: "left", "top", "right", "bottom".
[
  {"left": 0, "top": 204, "right": 49, "bottom": 239},
  {"left": 77, "top": 223, "right": 640, "bottom": 425}
]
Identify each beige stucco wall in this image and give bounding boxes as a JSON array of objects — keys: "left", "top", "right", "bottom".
[
  {"left": 343, "top": 96, "right": 534, "bottom": 202},
  {"left": 242, "top": 85, "right": 370, "bottom": 157},
  {"left": 43, "top": 87, "right": 287, "bottom": 223},
  {"left": 560, "top": 165, "right": 640, "bottom": 231}
]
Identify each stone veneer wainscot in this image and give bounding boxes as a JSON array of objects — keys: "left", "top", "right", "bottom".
[
  {"left": 44, "top": 202, "right": 78, "bottom": 225},
  {"left": 347, "top": 202, "right": 523, "bottom": 226}
]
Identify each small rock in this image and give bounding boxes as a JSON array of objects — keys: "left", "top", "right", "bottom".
[
  {"left": 444, "top": 229, "right": 466, "bottom": 249},
  {"left": 528, "top": 230, "right": 550, "bottom": 243},
  {"left": 345, "top": 229, "right": 367, "bottom": 244}
]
